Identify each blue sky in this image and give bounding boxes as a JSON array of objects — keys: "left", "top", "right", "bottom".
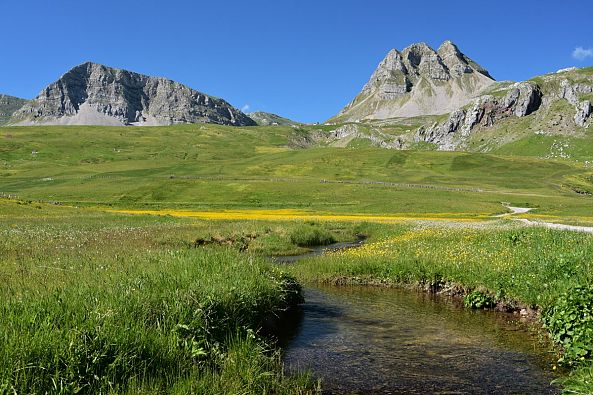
[{"left": 1, "top": 0, "right": 592, "bottom": 122}]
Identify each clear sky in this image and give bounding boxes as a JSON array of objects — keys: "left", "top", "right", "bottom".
[{"left": 1, "top": 0, "right": 592, "bottom": 123}]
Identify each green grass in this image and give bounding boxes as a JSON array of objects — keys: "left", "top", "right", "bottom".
[
  {"left": 1, "top": 125, "right": 593, "bottom": 220},
  {"left": 289, "top": 223, "right": 336, "bottom": 247},
  {"left": 287, "top": 224, "right": 593, "bottom": 306},
  {"left": 3, "top": 123, "right": 593, "bottom": 393},
  {"left": 0, "top": 201, "right": 326, "bottom": 394}
]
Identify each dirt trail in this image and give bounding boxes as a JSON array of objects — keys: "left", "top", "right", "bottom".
[{"left": 502, "top": 206, "right": 593, "bottom": 234}]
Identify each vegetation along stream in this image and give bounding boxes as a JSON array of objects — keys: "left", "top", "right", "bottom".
[{"left": 277, "top": 241, "right": 562, "bottom": 394}]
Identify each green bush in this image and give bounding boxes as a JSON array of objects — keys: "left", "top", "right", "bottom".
[
  {"left": 289, "top": 224, "right": 336, "bottom": 247},
  {"left": 542, "top": 284, "right": 593, "bottom": 365}
]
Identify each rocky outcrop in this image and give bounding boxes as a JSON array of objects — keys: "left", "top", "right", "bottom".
[
  {"left": 12, "top": 62, "right": 255, "bottom": 127},
  {"left": 415, "top": 82, "right": 542, "bottom": 149},
  {"left": 293, "top": 124, "right": 403, "bottom": 149},
  {"left": 504, "top": 83, "right": 543, "bottom": 117},
  {"left": 0, "top": 94, "right": 28, "bottom": 125},
  {"left": 559, "top": 80, "right": 580, "bottom": 105},
  {"left": 334, "top": 40, "right": 495, "bottom": 122},
  {"left": 575, "top": 101, "right": 592, "bottom": 126},
  {"left": 559, "top": 80, "right": 593, "bottom": 105},
  {"left": 416, "top": 109, "right": 467, "bottom": 150},
  {"left": 555, "top": 79, "right": 593, "bottom": 127}
]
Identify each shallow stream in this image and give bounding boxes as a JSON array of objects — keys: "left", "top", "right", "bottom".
[{"left": 277, "top": 242, "right": 561, "bottom": 394}]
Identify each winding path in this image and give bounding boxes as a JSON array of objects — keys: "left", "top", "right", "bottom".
[{"left": 503, "top": 206, "right": 593, "bottom": 234}]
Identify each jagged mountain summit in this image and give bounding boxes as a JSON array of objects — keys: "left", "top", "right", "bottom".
[
  {"left": 11, "top": 62, "right": 256, "bottom": 127},
  {"left": 0, "top": 94, "right": 28, "bottom": 125},
  {"left": 334, "top": 41, "right": 495, "bottom": 122}
]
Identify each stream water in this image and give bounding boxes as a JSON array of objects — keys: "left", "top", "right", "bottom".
[{"left": 277, "top": 242, "right": 561, "bottom": 394}]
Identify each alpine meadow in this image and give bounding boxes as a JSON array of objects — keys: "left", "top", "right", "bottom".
[{"left": 2, "top": 2, "right": 593, "bottom": 394}]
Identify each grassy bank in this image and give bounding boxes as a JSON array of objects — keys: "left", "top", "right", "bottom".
[
  {"left": 0, "top": 202, "right": 326, "bottom": 394},
  {"left": 286, "top": 222, "right": 593, "bottom": 393}
]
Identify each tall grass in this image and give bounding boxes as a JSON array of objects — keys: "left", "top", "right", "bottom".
[
  {"left": 0, "top": 217, "right": 313, "bottom": 394},
  {"left": 289, "top": 223, "right": 336, "bottom": 247}
]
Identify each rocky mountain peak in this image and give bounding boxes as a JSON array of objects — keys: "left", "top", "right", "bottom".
[
  {"left": 334, "top": 41, "right": 495, "bottom": 122},
  {"left": 401, "top": 42, "right": 449, "bottom": 80},
  {"left": 437, "top": 40, "right": 465, "bottom": 60},
  {"left": 12, "top": 62, "right": 255, "bottom": 127},
  {"left": 381, "top": 49, "right": 407, "bottom": 73},
  {"left": 438, "top": 40, "right": 493, "bottom": 79}
]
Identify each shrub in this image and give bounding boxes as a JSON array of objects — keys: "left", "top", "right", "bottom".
[{"left": 464, "top": 290, "right": 495, "bottom": 309}]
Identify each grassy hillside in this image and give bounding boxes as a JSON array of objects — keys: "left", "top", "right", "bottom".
[
  {"left": 248, "top": 111, "right": 301, "bottom": 126},
  {"left": 1, "top": 124, "right": 592, "bottom": 221}
]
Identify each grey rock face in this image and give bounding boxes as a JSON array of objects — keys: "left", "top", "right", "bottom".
[
  {"left": 559, "top": 80, "right": 593, "bottom": 105},
  {"left": 463, "top": 97, "right": 490, "bottom": 134},
  {"left": 416, "top": 109, "right": 467, "bottom": 150},
  {"left": 559, "top": 80, "right": 579, "bottom": 105},
  {"left": 360, "top": 49, "right": 412, "bottom": 100},
  {"left": 556, "top": 80, "right": 593, "bottom": 126},
  {"left": 336, "top": 40, "right": 495, "bottom": 122},
  {"left": 402, "top": 43, "right": 450, "bottom": 80},
  {"left": 12, "top": 62, "right": 255, "bottom": 127},
  {"left": 415, "top": 82, "right": 542, "bottom": 149},
  {"left": 437, "top": 40, "right": 494, "bottom": 79},
  {"left": 575, "top": 101, "right": 592, "bottom": 126},
  {"left": 505, "top": 83, "right": 543, "bottom": 117}
]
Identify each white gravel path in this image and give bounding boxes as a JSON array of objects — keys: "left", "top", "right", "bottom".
[{"left": 502, "top": 206, "right": 593, "bottom": 234}]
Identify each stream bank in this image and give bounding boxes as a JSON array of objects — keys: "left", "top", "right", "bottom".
[{"left": 276, "top": 240, "right": 562, "bottom": 394}]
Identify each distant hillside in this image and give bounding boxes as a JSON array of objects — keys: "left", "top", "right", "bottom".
[
  {"left": 311, "top": 64, "right": 592, "bottom": 154},
  {"left": 247, "top": 111, "right": 301, "bottom": 126},
  {"left": 11, "top": 62, "right": 256, "bottom": 127},
  {"left": 333, "top": 41, "right": 494, "bottom": 122},
  {"left": 413, "top": 66, "right": 593, "bottom": 151},
  {"left": 0, "top": 94, "right": 27, "bottom": 125}
]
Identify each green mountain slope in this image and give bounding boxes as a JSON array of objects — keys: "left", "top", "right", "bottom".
[
  {"left": 247, "top": 112, "right": 301, "bottom": 126},
  {"left": 0, "top": 94, "right": 27, "bottom": 125}
]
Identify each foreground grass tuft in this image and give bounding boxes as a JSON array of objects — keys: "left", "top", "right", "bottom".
[{"left": 0, "top": 242, "right": 310, "bottom": 394}]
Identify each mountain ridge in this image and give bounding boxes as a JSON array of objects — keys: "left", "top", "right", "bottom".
[{"left": 11, "top": 62, "right": 255, "bottom": 127}]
